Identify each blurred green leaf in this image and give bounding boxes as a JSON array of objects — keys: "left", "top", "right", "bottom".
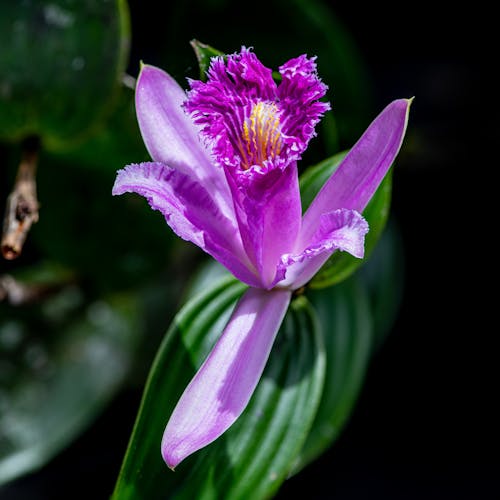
[
  {"left": 291, "top": 276, "right": 372, "bottom": 473},
  {"left": 30, "top": 151, "right": 174, "bottom": 293},
  {"left": 0, "top": 263, "right": 143, "bottom": 485},
  {"left": 319, "top": 111, "right": 340, "bottom": 160},
  {"left": 112, "top": 277, "right": 246, "bottom": 499},
  {"left": 291, "top": 221, "right": 404, "bottom": 472},
  {"left": 299, "top": 151, "right": 392, "bottom": 289},
  {"left": 358, "top": 221, "right": 404, "bottom": 350},
  {"left": 299, "top": 151, "right": 348, "bottom": 212},
  {"left": 0, "top": 0, "right": 130, "bottom": 150},
  {"left": 286, "top": 0, "right": 373, "bottom": 146},
  {"left": 113, "top": 276, "right": 326, "bottom": 499},
  {"left": 50, "top": 85, "right": 148, "bottom": 173}
]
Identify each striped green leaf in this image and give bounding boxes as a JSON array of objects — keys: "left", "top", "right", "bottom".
[
  {"left": 292, "top": 277, "right": 373, "bottom": 472},
  {"left": 112, "top": 277, "right": 326, "bottom": 499}
]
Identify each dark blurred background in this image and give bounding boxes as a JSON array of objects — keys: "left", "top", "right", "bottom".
[{"left": 1, "top": 0, "right": 497, "bottom": 498}]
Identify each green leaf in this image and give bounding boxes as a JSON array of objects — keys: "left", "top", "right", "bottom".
[
  {"left": 112, "top": 276, "right": 326, "bottom": 499},
  {"left": 172, "top": 296, "right": 325, "bottom": 500},
  {"left": 291, "top": 276, "right": 372, "bottom": 473},
  {"left": 299, "top": 150, "right": 393, "bottom": 289},
  {"left": 0, "top": 0, "right": 130, "bottom": 150},
  {"left": 0, "top": 263, "right": 143, "bottom": 485},
  {"left": 299, "top": 151, "right": 348, "bottom": 212},
  {"left": 190, "top": 40, "right": 224, "bottom": 81},
  {"left": 358, "top": 221, "right": 405, "bottom": 350},
  {"left": 48, "top": 85, "right": 148, "bottom": 173},
  {"left": 31, "top": 151, "right": 174, "bottom": 293},
  {"left": 284, "top": 0, "right": 373, "bottom": 145},
  {"left": 112, "top": 277, "right": 247, "bottom": 499},
  {"left": 190, "top": 39, "right": 281, "bottom": 84}
]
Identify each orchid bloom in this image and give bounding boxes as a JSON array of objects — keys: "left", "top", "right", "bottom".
[{"left": 113, "top": 47, "right": 410, "bottom": 469}]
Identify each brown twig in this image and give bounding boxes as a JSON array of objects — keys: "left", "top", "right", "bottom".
[{"left": 1, "top": 136, "right": 40, "bottom": 260}]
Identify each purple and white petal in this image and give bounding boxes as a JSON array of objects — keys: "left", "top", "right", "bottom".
[
  {"left": 161, "top": 287, "right": 292, "bottom": 469},
  {"left": 299, "top": 98, "right": 411, "bottom": 247},
  {"left": 136, "top": 65, "right": 212, "bottom": 176},
  {"left": 278, "top": 209, "right": 368, "bottom": 289},
  {"left": 113, "top": 162, "right": 260, "bottom": 287},
  {"left": 136, "top": 65, "right": 234, "bottom": 219}
]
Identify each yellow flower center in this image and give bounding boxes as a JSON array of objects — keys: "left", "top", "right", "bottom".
[{"left": 239, "top": 101, "right": 282, "bottom": 170}]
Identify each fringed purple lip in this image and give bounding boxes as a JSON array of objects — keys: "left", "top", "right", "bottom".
[{"left": 113, "top": 47, "right": 411, "bottom": 468}]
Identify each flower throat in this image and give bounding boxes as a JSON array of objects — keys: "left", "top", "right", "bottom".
[{"left": 239, "top": 101, "right": 282, "bottom": 170}]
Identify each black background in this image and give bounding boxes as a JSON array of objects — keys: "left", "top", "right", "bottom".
[
  {"left": 280, "top": 4, "right": 497, "bottom": 499},
  {"left": 1, "top": 1, "right": 497, "bottom": 499}
]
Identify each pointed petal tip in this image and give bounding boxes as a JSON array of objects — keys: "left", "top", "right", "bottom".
[
  {"left": 138, "top": 61, "right": 158, "bottom": 73},
  {"left": 395, "top": 96, "right": 412, "bottom": 145},
  {"left": 395, "top": 96, "right": 414, "bottom": 119},
  {"left": 137, "top": 60, "right": 153, "bottom": 76},
  {"left": 161, "top": 445, "right": 180, "bottom": 471},
  {"left": 405, "top": 97, "right": 415, "bottom": 121},
  {"left": 399, "top": 96, "right": 414, "bottom": 104},
  {"left": 161, "top": 432, "right": 186, "bottom": 470},
  {"left": 389, "top": 96, "right": 413, "bottom": 115},
  {"left": 136, "top": 63, "right": 168, "bottom": 90},
  {"left": 161, "top": 426, "right": 208, "bottom": 471}
]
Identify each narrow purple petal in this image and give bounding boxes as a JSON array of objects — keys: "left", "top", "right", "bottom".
[
  {"left": 225, "top": 163, "right": 302, "bottom": 288},
  {"left": 279, "top": 209, "right": 368, "bottom": 288},
  {"left": 113, "top": 162, "right": 260, "bottom": 287},
  {"left": 161, "top": 287, "right": 292, "bottom": 469},
  {"left": 136, "top": 65, "right": 234, "bottom": 218},
  {"left": 136, "top": 64, "right": 212, "bottom": 176},
  {"left": 299, "top": 98, "right": 411, "bottom": 248}
]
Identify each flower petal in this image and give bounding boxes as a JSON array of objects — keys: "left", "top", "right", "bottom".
[
  {"left": 136, "top": 64, "right": 211, "bottom": 176},
  {"left": 185, "top": 47, "right": 278, "bottom": 171},
  {"left": 278, "top": 54, "right": 331, "bottom": 157},
  {"left": 226, "top": 163, "right": 302, "bottom": 288},
  {"left": 299, "top": 98, "right": 411, "bottom": 248},
  {"left": 136, "top": 64, "right": 234, "bottom": 218},
  {"left": 113, "top": 162, "right": 260, "bottom": 287},
  {"left": 161, "top": 287, "right": 292, "bottom": 469},
  {"left": 279, "top": 209, "right": 368, "bottom": 287}
]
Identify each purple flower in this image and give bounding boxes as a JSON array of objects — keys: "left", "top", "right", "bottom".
[{"left": 113, "top": 47, "right": 410, "bottom": 469}]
